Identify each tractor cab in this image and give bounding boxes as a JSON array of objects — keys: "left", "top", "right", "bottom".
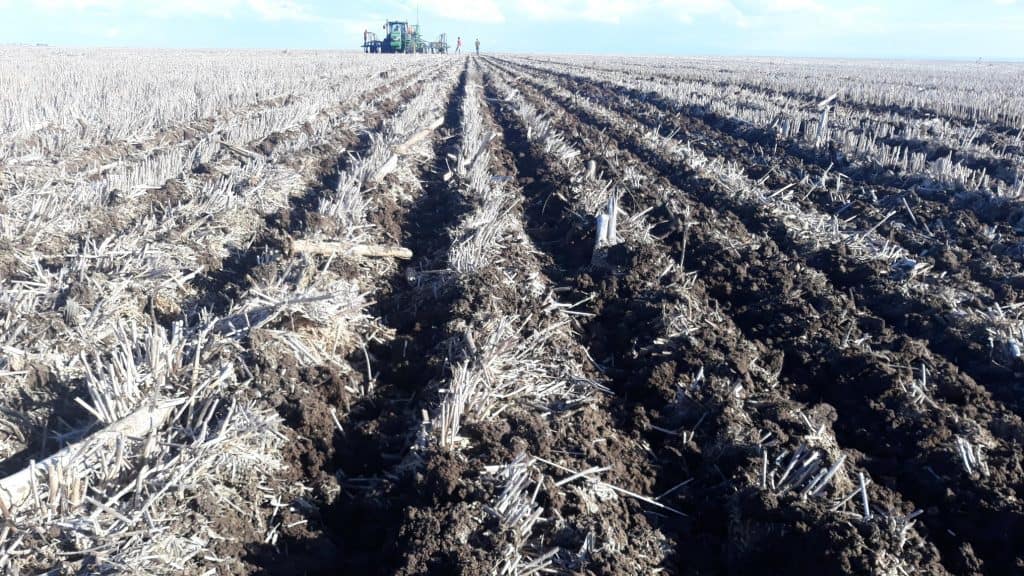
[{"left": 383, "top": 21, "right": 413, "bottom": 53}]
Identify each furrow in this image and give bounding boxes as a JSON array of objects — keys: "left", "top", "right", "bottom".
[
  {"left": 248, "top": 60, "right": 473, "bottom": 574},
  {"left": 377, "top": 58, "right": 671, "bottom": 576},
  {"left": 2, "top": 53, "right": 413, "bottom": 173}
]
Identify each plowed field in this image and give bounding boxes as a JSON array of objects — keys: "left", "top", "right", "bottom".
[{"left": 1, "top": 50, "right": 1022, "bottom": 575}]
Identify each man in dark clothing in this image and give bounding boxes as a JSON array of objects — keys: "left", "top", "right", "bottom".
[{"left": 475, "top": 38, "right": 480, "bottom": 54}]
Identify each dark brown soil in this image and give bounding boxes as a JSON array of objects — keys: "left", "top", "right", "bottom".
[
  {"left": 19, "top": 56, "right": 1023, "bottom": 576},
  {"left": 515, "top": 56, "right": 1024, "bottom": 188},
  {"left": 245, "top": 65, "right": 473, "bottom": 576},
  {"left": 482, "top": 67, "right": 926, "bottom": 574},
  {"left": 482, "top": 57, "right": 1024, "bottom": 575},
  {"left": 247, "top": 56, "right": 1024, "bottom": 575},
  {"left": 501, "top": 61, "right": 1024, "bottom": 426}
]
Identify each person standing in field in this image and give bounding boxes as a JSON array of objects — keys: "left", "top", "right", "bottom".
[
  {"left": 475, "top": 38, "right": 480, "bottom": 54},
  {"left": 455, "top": 37, "right": 462, "bottom": 54}
]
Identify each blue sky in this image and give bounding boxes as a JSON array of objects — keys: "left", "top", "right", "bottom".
[{"left": 1, "top": 0, "right": 1022, "bottom": 59}]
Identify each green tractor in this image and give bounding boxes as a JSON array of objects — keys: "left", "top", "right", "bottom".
[
  {"left": 364, "top": 21, "right": 446, "bottom": 54},
  {"left": 382, "top": 21, "right": 424, "bottom": 53}
]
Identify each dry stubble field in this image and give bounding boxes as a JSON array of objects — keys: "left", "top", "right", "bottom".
[{"left": 1, "top": 47, "right": 1023, "bottom": 575}]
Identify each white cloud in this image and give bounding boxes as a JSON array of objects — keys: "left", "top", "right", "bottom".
[
  {"left": 146, "top": 0, "right": 243, "bottom": 19},
  {"left": 33, "top": 0, "right": 125, "bottom": 8},
  {"left": 411, "top": 0, "right": 505, "bottom": 22},
  {"left": 660, "top": 0, "right": 744, "bottom": 24},
  {"left": 247, "top": 0, "right": 320, "bottom": 21},
  {"left": 30, "top": 0, "right": 322, "bottom": 21},
  {"left": 828, "top": 4, "right": 885, "bottom": 33},
  {"left": 514, "top": 0, "right": 744, "bottom": 25},
  {"left": 518, "top": 0, "right": 636, "bottom": 24},
  {"left": 756, "top": 0, "right": 825, "bottom": 12},
  {"left": 994, "top": 0, "right": 1017, "bottom": 5}
]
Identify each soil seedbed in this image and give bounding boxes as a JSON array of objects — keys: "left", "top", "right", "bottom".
[
  {"left": 493, "top": 57, "right": 1024, "bottom": 425},
  {"left": 0, "top": 64, "right": 436, "bottom": 475},
  {"left": 0, "top": 61, "right": 454, "bottom": 575},
  {"left": 5, "top": 52, "right": 1024, "bottom": 576},
  {"left": 4, "top": 57, "right": 418, "bottom": 186},
  {"left": 422, "top": 62, "right": 673, "bottom": 576},
  {"left": 512, "top": 55, "right": 1024, "bottom": 138},
  {"left": 0, "top": 62, "right": 443, "bottom": 290},
  {"left": 484, "top": 61, "right": 955, "bottom": 575},
  {"left": 508, "top": 57, "right": 1024, "bottom": 197},
  {"left": 215, "top": 65, "right": 465, "bottom": 575},
  {"left": 532, "top": 62, "right": 1024, "bottom": 290},
  {"left": 483, "top": 58, "right": 1024, "bottom": 574}
]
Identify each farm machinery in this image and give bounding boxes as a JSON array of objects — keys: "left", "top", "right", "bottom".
[{"left": 363, "top": 21, "right": 448, "bottom": 54}]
